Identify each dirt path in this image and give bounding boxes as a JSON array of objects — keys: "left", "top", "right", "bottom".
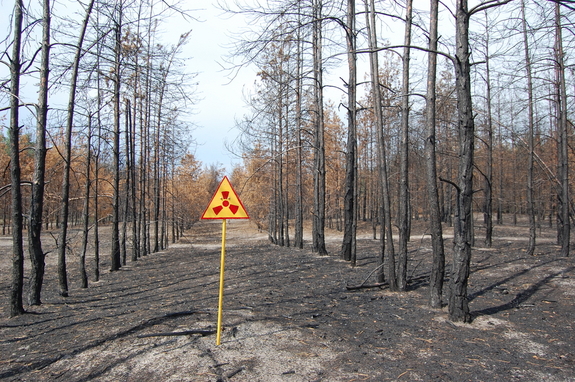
[{"left": 0, "top": 220, "right": 574, "bottom": 381}]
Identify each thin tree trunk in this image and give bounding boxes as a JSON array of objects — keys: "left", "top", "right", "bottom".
[
  {"left": 284, "top": 123, "right": 290, "bottom": 248},
  {"left": 139, "top": 44, "right": 149, "bottom": 258},
  {"left": 312, "top": 0, "right": 328, "bottom": 255},
  {"left": 294, "top": 117, "right": 303, "bottom": 248},
  {"left": 79, "top": 114, "right": 92, "bottom": 288},
  {"left": 278, "top": 71, "right": 285, "bottom": 247},
  {"left": 398, "top": 0, "right": 413, "bottom": 292},
  {"left": 161, "top": 183, "right": 167, "bottom": 250},
  {"left": 153, "top": 110, "right": 161, "bottom": 252},
  {"left": 366, "top": 0, "right": 397, "bottom": 290},
  {"left": 93, "top": 15, "right": 103, "bottom": 281},
  {"left": 128, "top": 98, "right": 139, "bottom": 261},
  {"left": 483, "top": 12, "right": 493, "bottom": 248},
  {"left": 555, "top": 3, "right": 570, "bottom": 257},
  {"left": 9, "top": 0, "right": 25, "bottom": 317},
  {"left": 121, "top": 101, "right": 130, "bottom": 265},
  {"left": 521, "top": 0, "right": 536, "bottom": 256},
  {"left": 28, "top": 0, "right": 50, "bottom": 306},
  {"left": 294, "top": 4, "right": 304, "bottom": 249},
  {"left": 341, "top": 0, "right": 357, "bottom": 265},
  {"left": 449, "top": 0, "right": 474, "bottom": 323},
  {"left": 130, "top": 1, "right": 144, "bottom": 261},
  {"left": 425, "top": 0, "right": 445, "bottom": 309},
  {"left": 58, "top": 0, "right": 94, "bottom": 295},
  {"left": 496, "top": 78, "right": 503, "bottom": 225},
  {"left": 110, "top": 5, "right": 123, "bottom": 271}
]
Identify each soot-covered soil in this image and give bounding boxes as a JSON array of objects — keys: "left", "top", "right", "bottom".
[{"left": 0, "top": 219, "right": 574, "bottom": 381}]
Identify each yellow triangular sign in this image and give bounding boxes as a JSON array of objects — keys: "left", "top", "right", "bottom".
[{"left": 201, "top": 176, "right": 249, "bottom": 219}]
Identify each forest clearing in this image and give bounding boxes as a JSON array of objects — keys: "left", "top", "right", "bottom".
[{"left": 0, "top": 218, "right": 573, "bottom": 381}]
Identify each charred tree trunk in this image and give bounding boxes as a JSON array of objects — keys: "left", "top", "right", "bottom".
[
  {"left": 449, "top": 0, "right": 474, "bottom": 323},
  {"left": 522, "top": 0, "right": 536, "bottom": 256},
  {"left": 28, "top": 0, "right": 51, "bottom": 305},
  {"left": 482, "top": 12, "right": 493, "bottom": 248},
  {"left": 9, "top": 0, "right": 25, "bottom": 317},
  {"left": 397, "top": 0, "right": 413, "bottom": 291},
  {"left": 425, "top": 0, "right": 445, "bottom": 309},
  {"left": 555, "top": 3, "right": 570, "bottom": 257},
  {"left": 58, "top": 0, "right": 94, "bottom": 295},
  {"left": 79, "top": 114, "right": 92, "bottom": 288},
  {"left": 121, "top": 102, "right": 130, "bottom": 265},
  {"left": 110, "top": 6, "right": 123, "bottom": 271},
  {"left": 341, "top": 0, "right": 357, "bottom": 265},
  {"left": 294, "top": 3, "right": 304, "bottom": 249},
  {"left": 365, "top": 0, "right": 397, "bottom": 290},
  {"left": 130, "top": 97, "right": 139, "bottom": 260},
  {"left": 93, "top": 30, "right": 103, "bottom": 282},
  {"left": 312, "top": 0, "right": 328, "bottom": 256}
]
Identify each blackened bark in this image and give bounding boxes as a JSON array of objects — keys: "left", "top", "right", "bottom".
[
  {"left": 483, "top": 12, "right": 493, "bottom": 249},
  {"left": 449, "top": 0, "right": 474, "bottom": 323},
  {"left": 555, "top": 3, "right": 570, "bottom": 257},
  {"left": 398, "top": 0, "right": 413, "bottom": 292},
  {"left": 425, "top": 0, "right": 445, "bottom": 309},
  {"left": 365, "top": 0, "right": 397, "bottom": 290},
  {"left": 28, "top": 0, "right": 50, "bottom": 305},
  {"left": 128, "top": 99, "right": 139, "bottom": 261},
  {"left": 341, "top": 0, "right": 357, "bottom": 265},
  {"left": 9, "top": 0, "right": 25, "bottom": 317},
  {"left": 58, "top": 0, "right": 95, "bottom": 292},
  {"left": 110, "top": 7, "right": 123, "bottom": 271},
  {"left": 312, "top": 0, "right": 328, "bottom": 256},
  {"left": 521, "top": 0, "right": 536, "bottom": 256},
  {"left": 121, "top": 102, "right": 130, "bottom": 265},
  {"left": 294, "top": 3, "right": 304, "bottom": 249},
  {"left": 278, "top": 71, "right": 285, "bottom": 247},
  {"left": 80, "top": 115, "right": 92, "bottom": 288}
]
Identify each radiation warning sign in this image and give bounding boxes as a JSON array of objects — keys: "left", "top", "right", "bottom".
[{"left": 201, "top": 176, "right": 249, "bottom": 219}]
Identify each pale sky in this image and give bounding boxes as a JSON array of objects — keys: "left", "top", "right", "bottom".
[
  {"left": 0, "top": 0, "right": 392, "bottom": 172},
  {"left": 173, "top": 3, "right": 256, "bottom": 171},
  {"left": 156, "top": 2, "right": 257, "bottom": 172},
  {"left": 0, "top": 0, "right": 257, "bottom": 172}
]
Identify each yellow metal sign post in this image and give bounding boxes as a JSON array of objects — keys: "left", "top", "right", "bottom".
[
  {"left": 216, "top": 219, "right": 227, "bottom": 345},
  {"left": 201, "top": 177, "right": 249, "bottom": 345}
]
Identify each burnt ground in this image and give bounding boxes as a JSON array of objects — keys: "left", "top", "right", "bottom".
[{"left": 0, "top": 218, "right": 574, "bottom": 381}]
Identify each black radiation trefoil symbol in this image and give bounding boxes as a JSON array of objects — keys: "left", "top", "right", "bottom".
[{"left": 212, "top": 191, "right": 240, "bottom": 216}]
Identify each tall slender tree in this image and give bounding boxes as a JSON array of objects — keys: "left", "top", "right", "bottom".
[
  {"left": 312, "top": 0, "right": 328, "bottom": 255},
  {"left": 8, "top": 0, "right": 25, "bottom": 317},
  {"left": 28, "top": 0, "right": 51, "bottom": 305},
  {"left": 482, "top": 11, "right": 494, "bottom": 248},
  {"left": 293, "top": 3, "right": 305, "bottom": 249},
  {"left": 521, "top": 0, "right": 536, "bottom": 256},
  {"left": 110, "top": 2, "right": 123, "bottom": 271},
  {"left": 79, "top": 113, "right": 93, "bottom": 288},
  {"left": 449, "top": 0, "right": 475, "bottom": 323},
  {"left": 554, "top": 2, "right": 570, "bottom": 257},
  {"left": 341, "top": 0, "right": 357, "bottom": 265},
  {"left": 365, "top": 0, "right": 397, "bottom": 290},
  {"left": 397, "top": 0, "right": 413, "bottom": 291},
  {"left": 425, "top": 0, "right": 445, "bottom": 309},
  {"left": 58, "top": 0, "right": 96, "bottom": 293},
  {"left": 449, "top": 0, "right": 513, "bottom": 322}
]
